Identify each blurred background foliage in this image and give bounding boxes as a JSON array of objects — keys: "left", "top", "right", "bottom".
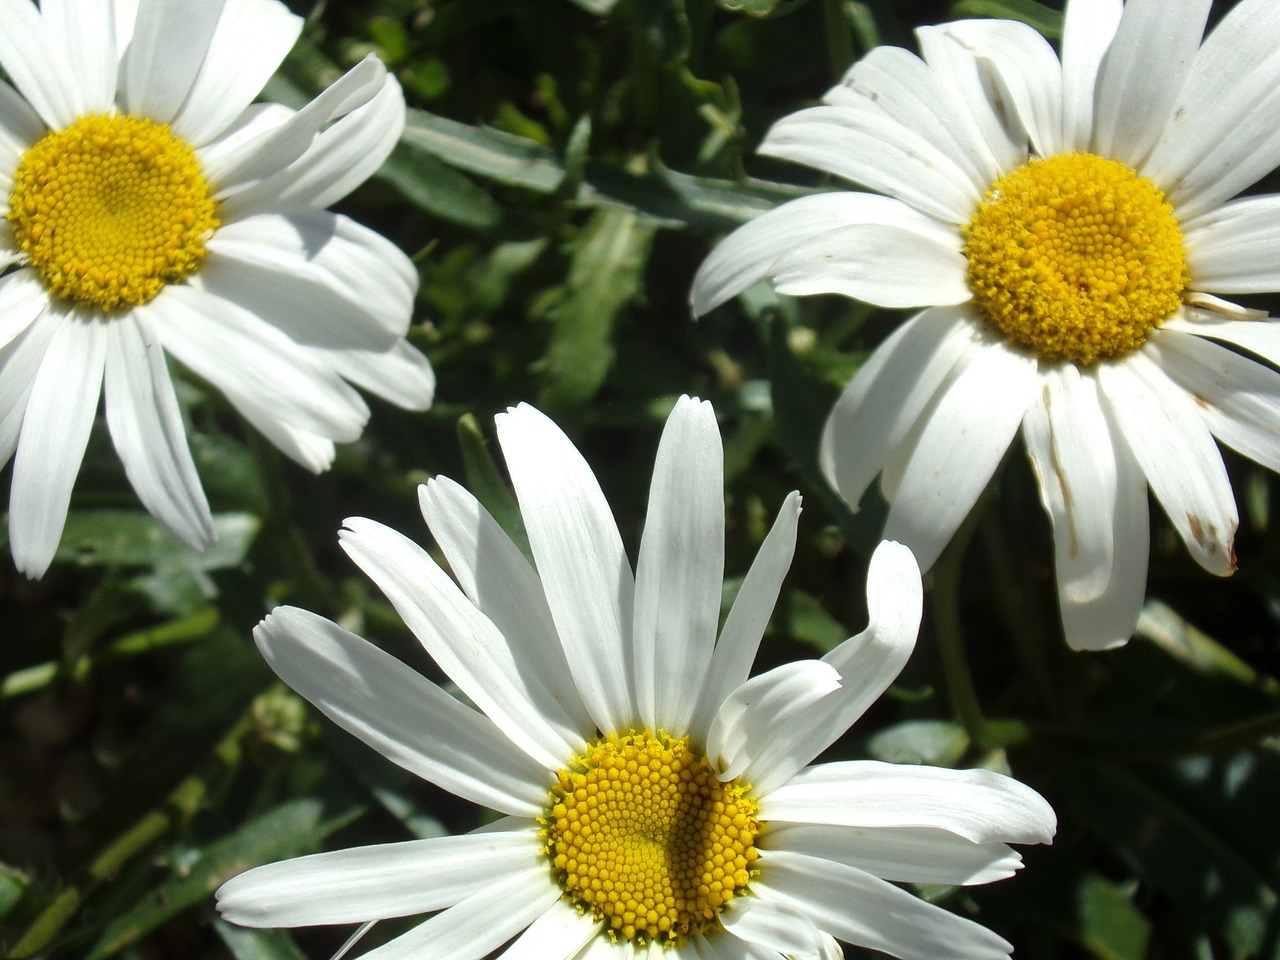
[{"left": 2, "top": 0, "right": 1279, "bottom": 957}]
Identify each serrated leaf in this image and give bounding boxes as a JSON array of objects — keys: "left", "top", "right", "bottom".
[{"left": 536, "top": 207, "right": 655, "bottom": 411}]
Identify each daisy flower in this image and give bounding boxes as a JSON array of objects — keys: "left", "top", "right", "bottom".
[
  {"left": 0, "top": 0, "right": 435, "bottom": 578},
  {"left": 216, "top": 397, "right": 1055, "bottom": 960},
  {"left": 692, "top": 0, "right": 1280, "bottom": 651}
]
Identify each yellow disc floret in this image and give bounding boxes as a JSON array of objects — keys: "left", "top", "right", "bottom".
[
  {"left": 964, "top": 152, "right": 1188, "bottom": 365},
  {"left": 542, "top": 730, "right": 760, "bottom": 945},
  {"left": 8, "top": 113, "right": 219, "bottom": 312}
]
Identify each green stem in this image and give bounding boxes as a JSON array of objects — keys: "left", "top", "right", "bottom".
[
  {"left": 244, "top": 426, "right": 332, "bottom": 611},
  {"left": 821, "top": 0, "right": 855, "bottom": 81},
  {"left": 7, "top": 691, "right": 268, "bottom": 958},
  {"left": 2, "top": 608, "right": 220, "bottom": 700},
  {"left": 930, "top": 508, "right": 991, "bottom": 747},
  {"left": 978, "top": 510, "right": 1063, "bottom": 720}
]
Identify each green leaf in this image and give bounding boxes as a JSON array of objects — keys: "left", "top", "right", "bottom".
[
  {"left": 1064, "top": 753, "right": 1280, "bottom": 960},
  {"left": 536, "top": 207, "right": 656, "bottom": 411},
  {"left": 376, "top": 143, "right": 502, "bottom": 230},
  {"left": 214, "top": 921, "right": 309, "bottom": 960},
  {"left": 564, "top": 0, "right": 620, "bottom": 14},
  {"left": 401, "top": 109, "right": 564, "bottom": 193},
  {"left": 777, "top": 588, "right": 848, "bottom": 654},
  {"left": 84, "top": 799, "right": 358, "bottom": 960},
  {"left": 457, "top": 413, "right": 530, "bottom": 557},
  {"left": 867, "top": 720, "right": 971, "bottom": 767},
  {"left": 1076, "top": 874, "right": 1151, "bottom": 960},
  {"left": 0, "top": 862, "right": 27, "bottom": 921},
  {"left": 716, "top": 0, "right": 813, "bottom": 18},
  {"left": 50, "top": 510, "right": 259, "bottom": 571},
  {"left": 951, "top": 0, "right": 1063, "bottom": 37}
]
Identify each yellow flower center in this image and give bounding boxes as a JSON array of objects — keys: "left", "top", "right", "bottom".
[
  {"left": 7, "top": 113, "right": 219, "bottom": 312},
  {"left": 963, "top": 152, "right": 1188, "bottom": 365},
  {"left": 543, "top": 731, "right": 760, "bottom": 945}
]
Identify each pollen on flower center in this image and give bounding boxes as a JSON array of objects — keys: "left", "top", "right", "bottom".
[
  {"left": 963, "top": 152, "right": 1188, "bottom": 365},
  {"left": 7, "top": 113, "right": 219, "bottom": 312},
  {"left": 542, "top": 730, "right": 760, "bottom": 945}
]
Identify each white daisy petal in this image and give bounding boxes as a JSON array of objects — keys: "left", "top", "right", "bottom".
[
  {"left": 496, "top": 403, "right": 635, "bottom": 734},
  {"left": 761, "top": 822, "right": 1025, "bottom": 886},
  {"left": 0, "top": 0, "right": 82, "bottom": 127},
  {"left": 0, "top": 306, "right": 58, "bottom": 468},
  {"left": 763, "top": 761, "right": 1055, "bottom": 846},
  {"left": 315, "top": 338, "right": 435, "bottom": 412},
  {"left": 689, "top": 192, "right": 953, "bottom": 317},
  {"left": 103, "top": 313, "right": 214, "bottom": 552},
  {"left": 253, "top": 607, "right": 550, "bottom": 816},
  {"left": 1058, "top": 414, "right": 1149, "bottom": 653},
  {"left": 633, "top": 396, "right": 723, "bottom": 733},
  {"left": 146, "top": 284, "right": 370, "bottom": 442},
  {"left": 1098, "top": 351, "right": 1237, "bottom": 576},
  {"left": 1021, "top": 365, "right": 1117, "bottom": 606},
  {"left": 915, "top": 25, "right": 1022, "bottom": 183},
  {"left": 418, "top": 477, "right": 594, "bottom": 739},
  {"left": 755, "top": 852, "right": 1015, "bottom": 960},
  {"left": 498, "top": 898, "right": 603, "bottom": 960},
  {"left": 759, "top": 105, "right": 981, "bottom": 225},
  {"left": 38, "top": 0, "right": 116, "bottom": 113},
  {"left": 222, "top": 75, "right": 405, "bottom": 214},
  {"left": 358, "top": 867, "right": 560, "bottom": 960},
  {"left": 708, "top": 660, "right": 842, "bottom": 783},
  {"left": 337, "top": 516, "right": 581, "bottom": 768},
  {"left": 238, "top": 415, "right": 335, "bottom": 474},
  {"left": 826, "top": 44, "right": 994, "bottom": 191},
  {"left": 202, "top": 211, "right": 417, "bottom": 345},
  {"left": 883, "top": 339, "right": 1039, "bottom": 572},
  {"left": 745, "top": 540, "right": 923, "bottom": 797},
  {"left": 938, "top": 18, "right": 1064, "bottom": 158},
  {"left": 120, "top": 0, "right": 225, "bottom": 124},
  {"left": 195, "top": 101, "right": 294, "bottom": 176},
  {"left": 1183, "top": 194, "right": 1280, "bottom": 293},
  {"left": 1153, "top": 329, "right": 1280, "bottom": 475},
  {"left": 1164, "top": 313, "right": 1280, "bottom": 367},
  {"left": 820, "top": 306, "right": 973, "bottom": 513},
  {"left": 211, "top": 55, "right": 387, "bottom": 196},
  {"left": 1145, "top": 0, "right": 1280, "bottom": 218},
  {"left": 720, "top": 896, "right": 831, "bottom": 960},
  {"left": 690, "top": 491, "right": 801, "bottom": 739},
  {"left": 0, "top": 268, "right": 46, "bottom": 350},
  {"left": 171, "top": 0, "right": 303, "bottom": 146},
  {"left": 1092, "top": 0, "right": 1210, "bottom": 168},
  {"left": 1059, "top": 0, "right": 1123, "bottom": 151},
  {"left": 770, "top": 221, "right": 970, "bottom": 309},
  {"left": 9, "top": 311, "right": 105, "bottom": 578},
  {"left": 216, "top": 827, "right": 542, "bottom": 927}
]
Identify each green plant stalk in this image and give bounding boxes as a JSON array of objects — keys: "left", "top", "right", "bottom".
[
  {"left": 822, "top": 0, "right": 855, "bottom": 79},
  {"left": 978, "top": 510, "right": 1063, "bottom": 720},
  {"left": 244, "top": 426, "right": 332, "bottom": 611},
  {"left": 931, "top": 511, "right": 992, "bottom": 747},
  {"left": 7, "top": 693, "right": 265, "bottom": 958},
  {"left": 1, "top": 607, "right": 220, "bottom": 700}
]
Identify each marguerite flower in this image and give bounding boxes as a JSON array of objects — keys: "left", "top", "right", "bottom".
[
  {"left": 216, "top": 397, "right": 1055, "bottom": 960},
  {"left": 0, "top": 0, "right": 434, "bottom": 578},
  {"left": 692, "top": 0, "right": 1280, "bottom": 650}
]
